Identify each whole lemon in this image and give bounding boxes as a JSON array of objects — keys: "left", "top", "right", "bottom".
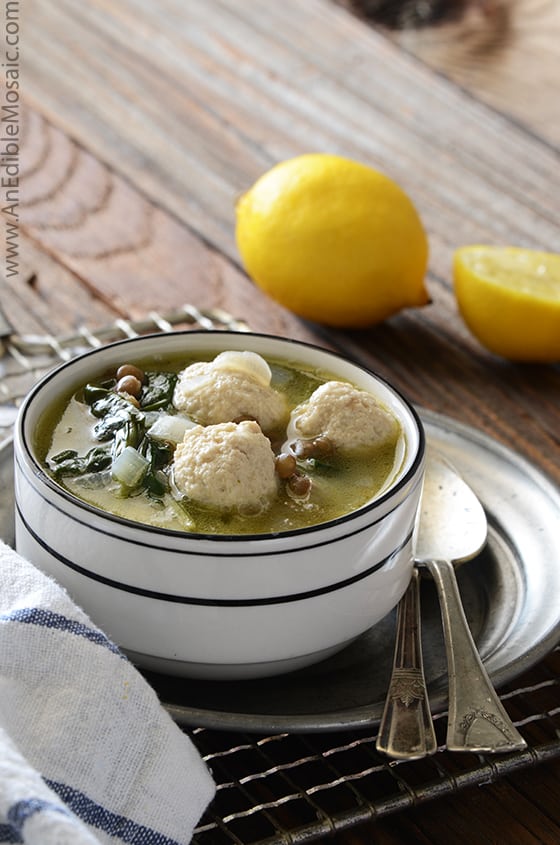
[
  {"left": 235, "top": 154, "right": 429, "bottom": 327},
  {"left": 453, "top": 245, "right": 560, "bottom": 362}
]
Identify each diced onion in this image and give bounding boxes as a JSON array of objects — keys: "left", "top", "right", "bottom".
[
  {"left": 148, "top": 414, "right": 197, "bottom": 444},
  {"left": 212, "top": 351, "right": 271, "bottom": 387},
  {"left": 111, "top": 446, "right": 149, "bottom": 487}
]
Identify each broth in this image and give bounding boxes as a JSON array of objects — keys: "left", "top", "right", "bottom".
[{"left": 40, "top": 351, "right": 405, "bottom": 535}]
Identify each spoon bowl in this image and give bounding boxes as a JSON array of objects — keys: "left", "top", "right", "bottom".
[{"left": 415, "top": 449, "right": 487, "bottom": 567}]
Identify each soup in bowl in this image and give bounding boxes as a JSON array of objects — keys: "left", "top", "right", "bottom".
[{"left": 14, "top": 331, "right": 425, "bottom": 679}]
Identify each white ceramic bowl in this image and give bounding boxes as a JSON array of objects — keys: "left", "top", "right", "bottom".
[{"left": 14, "top": 331, "right": 425, "bottom": 680}]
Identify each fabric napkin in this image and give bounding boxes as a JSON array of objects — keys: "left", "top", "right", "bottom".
[{"left": 0, "top": 540, "right": 215, "bottom": 845}]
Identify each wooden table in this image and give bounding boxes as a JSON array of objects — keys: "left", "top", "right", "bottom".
[{"left": 3, "top": 0, "right": 560, "bottom": 842}]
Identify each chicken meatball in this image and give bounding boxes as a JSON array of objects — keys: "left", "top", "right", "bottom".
[
  {"left": 173, "top": 350, "right": 287, "bottom": 433},
  {"left": 289, "top": 380, "right": 399, "bottom": 453},
  {"left": 172, "top": 420, "right": 278, "bottom": 511}
]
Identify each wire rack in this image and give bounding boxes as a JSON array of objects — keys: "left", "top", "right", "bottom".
[
  {"left": 2, "top": 307, "right": 560, "bottom": 844},
  {"left": 0, "top": 304, "right": 249, "bottom": 444}
]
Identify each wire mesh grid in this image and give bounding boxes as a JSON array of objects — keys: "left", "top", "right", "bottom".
[
  {"left": 0, "top": 304, "right": 249, "bottom": 444},
  {"left": 2, "top": 306, "right": 560, "bottom": 844},
  {"left": 190, "top": 649, "right": 560, "bottom": 844}
]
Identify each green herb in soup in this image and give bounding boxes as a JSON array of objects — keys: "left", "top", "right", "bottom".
[{"left": 42, "top": 350, "right": 405, "bottom": 534}]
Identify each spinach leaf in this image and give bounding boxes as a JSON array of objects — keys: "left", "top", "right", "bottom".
[
  {"left": 50, "top": 447, "right": 112, "bottom": 478},
  {"left": 139, "top": 437, "right": 174, "bottom": 500},
  {"left": 140, "top": 372, "right": 177, "bottom": 411},
  {"left": 82, "top": 382, "right": 115, "bottom": 405},
  {"left": 58, "top": 376, "right": 177, "bottom": 500},
  {"left": 84, "top": 387, "right": 145, "bottom": 443},
  {"left": 111, "top": 417, "right": 144, "bottom": 458}
]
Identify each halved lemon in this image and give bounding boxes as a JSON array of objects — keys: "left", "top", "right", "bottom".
[{"left": 453, "top": 245, "right": 560, "bottom": 362}]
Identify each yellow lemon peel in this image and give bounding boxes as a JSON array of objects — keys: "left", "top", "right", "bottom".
[{"left": 235, "top": 154, "right": 429, "bottom": 328}]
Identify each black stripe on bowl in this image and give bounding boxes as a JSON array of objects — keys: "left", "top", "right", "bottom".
[
  {"left": 16, "top": 505, "right": 413, "bottom": 606},
  {"left": 16, "top": 454, "right": 423, "bottom": 558}
]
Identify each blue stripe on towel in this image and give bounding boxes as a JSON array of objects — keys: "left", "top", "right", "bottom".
[
  {"left": 2, "top": 786, "right": 185, "bottom": 845},
  {"left": 0, "top": 608, "right": 124, "bottom": 657},
  {"left": 2, "top": 797, "right": 73, "bottom": 842},
  {"left": 0, "top": 822, "right": 21, "bottom": 843},
  {"left": 46, "top": 780, "right": 184, "bottom": 845}
]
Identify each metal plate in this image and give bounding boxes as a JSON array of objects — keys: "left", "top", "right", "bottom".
[{"left": 2, "top": 409, "right": 560, "bottom": 733}]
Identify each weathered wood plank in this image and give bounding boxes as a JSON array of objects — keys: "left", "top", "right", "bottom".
[
  {"left": 12, "top": 102, "right": 320, "bottom": 345},
  {"left": 21, "top": 0, "right": 560, "bottom": 275},
  {"left": 375, "top": 0, "right": 560, "bottom": 149},
  {"left": 0, "top": 232, "right": 117, "bottom": 337},
  {"left": 333, "top": 0, "right": 560, "bottom": 149}
]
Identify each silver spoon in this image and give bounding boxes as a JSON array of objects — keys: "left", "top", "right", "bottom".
[{"left": 377, "top": 451, "right": 527, "bottom": 758}]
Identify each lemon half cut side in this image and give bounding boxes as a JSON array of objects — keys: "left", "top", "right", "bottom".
[
  {"left": 453, "top": 245, "right": 560, "bottom": 363},
  {"left": 235, "top": 154, "right": 429, "bottom": 328}
]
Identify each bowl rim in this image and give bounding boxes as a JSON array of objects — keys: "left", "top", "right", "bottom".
[{"left": 16, "top": 330, "right": 426, "bottom": 543}]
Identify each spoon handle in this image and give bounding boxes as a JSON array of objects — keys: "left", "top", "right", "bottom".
[
  {"left": 425, "top": 558, "right": 527, "bottom": 753},
  {"left": 376, "top": 568, "right": 437, "bottom": 759}
]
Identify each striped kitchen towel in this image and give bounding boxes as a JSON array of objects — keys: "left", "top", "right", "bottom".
[{"left": 0, "top": 540, "right": 215, "bottom": 845}]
